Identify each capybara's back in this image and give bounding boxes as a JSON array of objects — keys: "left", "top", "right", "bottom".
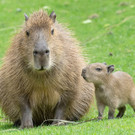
[{"left": 0, "top": 10, "right": 94, "bottom": 128}]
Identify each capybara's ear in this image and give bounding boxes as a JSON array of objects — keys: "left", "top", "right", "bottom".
[
  {"left": 49, "top": 11, "right": 56, "bottom": 23},
  {"left": 103, "top": 62, "right": 107, "bottom": 65},
  {"left": 24, "top": 13, "right": 29, "bottom": 21},
  {"left": 107, "top": 65, "right": 114, "bottom": 73}
]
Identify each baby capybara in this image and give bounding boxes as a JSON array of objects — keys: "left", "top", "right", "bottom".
[
  {"left": 82, "top": 63, "right": 135, "bottom": 119},
  {"left": 0, "top": 10, "right": 94, "bottom": 128}
]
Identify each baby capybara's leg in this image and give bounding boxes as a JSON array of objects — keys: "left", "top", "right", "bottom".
[
  {"left": 20, "top": 102, "right": 33, "bottom": 129},
  {"left": 108, "top": 107, "right": 115, "bottom": 119},
  {"left": 129, "top": 102, "right": 135, "bottom": 112},
  {"left": 97, "top": 102, "right": 105, "bottom": 120},
  {"left": 116, "top": 106, "right": 126, "bottom": 118}
]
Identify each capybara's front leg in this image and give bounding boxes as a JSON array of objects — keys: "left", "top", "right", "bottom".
[
  {"left": 52, "top": 103, "right": 65, "bottom": 125},
  {"left": 52, "top": 91, "right": 75, "bottom": 125},
  {"left": 20, "top": 102, "right": 33, "bottom": 129},
  {"left": 97, "top": 102, "right": 105, "bottom": 120},
  {"left": 108, "top": 107, "right": 115, "bottom": 119},
  {"left": 52, "top": 100, "right": 67, "bottom": 125}
]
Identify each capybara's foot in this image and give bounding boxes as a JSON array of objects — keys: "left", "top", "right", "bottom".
[
  {"left": 20, "top": 119, "right": 33, "bottom": 129},
  {"left": 108, "top": 116, "right": 114, "bottom": 119},
  {"left": 97, "top": 116, "right": 102, "bottom": 120}
]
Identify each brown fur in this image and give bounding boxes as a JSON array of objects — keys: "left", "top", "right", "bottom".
[
  {"left": 0, "top": 10, "right": 94, "bottom": 128},
  {"left": 82, "top": 63, "right": 135, "bottom": 119}
]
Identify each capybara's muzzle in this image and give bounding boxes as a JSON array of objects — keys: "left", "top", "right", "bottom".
[{"left": 33, "top": 49, "right": 50, "bottom": 71}]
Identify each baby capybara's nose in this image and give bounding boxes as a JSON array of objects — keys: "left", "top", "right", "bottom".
[
  {"left": 33, "top": 49, "right": 50, "bottom": 56},
  {"left": 81, "top": 69, "right": 86, "bottom": 76}
]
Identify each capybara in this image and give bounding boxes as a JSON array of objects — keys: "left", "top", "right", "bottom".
[
  {"left": 81, "top": 63, "right": 135, "bottom": 119},
  {"left": 0, "top": 10, "right": 94, "bottom": 128}
]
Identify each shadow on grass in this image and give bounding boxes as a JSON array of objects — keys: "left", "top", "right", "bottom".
[
  {"left": 0, "top": 122, "right": 19, "bottom": 133},
  {"left": 71, "top": 114, "right": 135, "bottom": 126},
  {"left": 0, "top": 115, "right": 135, "bottom": 132},
  {"left": 0, "top": 122, "right": 13, "bottom": 129}
]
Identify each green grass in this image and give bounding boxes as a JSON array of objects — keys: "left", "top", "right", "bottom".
[{"left": 1, "top": 0, "right": 135, "bottom": 134}]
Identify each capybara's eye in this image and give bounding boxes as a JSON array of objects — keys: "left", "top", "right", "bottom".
[
  {"left": 96, "top": 68, "right": 102, "bottom": 72},
  {"left": 51, "top": 29, "right": 54, "bottom": 35},
  {"left": 33, "top": 50, "right": 38, "bottom": 55},
  {"left": 26, "top": 31, "right": 30, "bottom": 36}
]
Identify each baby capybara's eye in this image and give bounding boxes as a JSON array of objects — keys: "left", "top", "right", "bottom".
[
  {"left": 26, "top": 31, "right": 30, "bottom": 36},
  {"left": 51, "top": 29, "right": 54, "bottom": 35},
  {"left": 96, "top": 68, "right": 102, "bottom": 72}
]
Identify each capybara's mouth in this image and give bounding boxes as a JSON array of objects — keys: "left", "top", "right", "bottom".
[
  {"left": 40, "top": 66, "right": 44, "bottom": 71},
  {"left": 83, "top": 76, "right": 86, "bottom": 80},
  {"left": 35, "top": 65, "right": 51, "bottom": 72},
  {"left": 81, "top": 74, "right": 86, "bottom": 80},
  {"left": 82, "top": 75, "right": 89, "bottom": 82},
  {"left": 36, "top": 66, "right": 46, "bottom": 71}
]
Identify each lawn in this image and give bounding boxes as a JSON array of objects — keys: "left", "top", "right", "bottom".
[{"left": 1, "top": 0, "right": 135, "bottom": 134}]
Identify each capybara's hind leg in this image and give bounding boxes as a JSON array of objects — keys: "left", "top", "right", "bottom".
[
  {"left": 108, "top": 107, "right": 115, "bottom": 119},
  {"left": 116, "top": 106, "right": 126, "bottom": 118}
]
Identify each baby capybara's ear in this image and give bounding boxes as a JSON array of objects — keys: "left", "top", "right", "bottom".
[
  {"left": 49, "top": 11, "right": 56, "bottom": 23},
  {"left": 24, "top": 13, "right": 29, "bottom": 21},
  {"left": 107, "top": 65, "right": 114, "bottom": 73},
  {"left": 103, "top": 62, "right": 107, "bottom": 65}
]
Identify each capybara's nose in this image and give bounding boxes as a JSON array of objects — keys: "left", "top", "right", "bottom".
[
  {"left": 33, "top": 49, "right": 50, "bottom": 56},
  {"left": 81, "top": 69, "right": 86, "bottom": 76}
]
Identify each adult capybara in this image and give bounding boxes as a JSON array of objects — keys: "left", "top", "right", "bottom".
[
  {"left": 82, "top": 63, "right": 135, "bottom": 119},
  {"left": 0, "top": 10, "right": 94, "bottom": 128}
]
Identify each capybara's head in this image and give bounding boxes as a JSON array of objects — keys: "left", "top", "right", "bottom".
[
  {"left": 81, "top": 63, "right": 114, "bottom": 84},
  {"left": 22, "top": 11, "right": 58, "bottom": 71}
]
